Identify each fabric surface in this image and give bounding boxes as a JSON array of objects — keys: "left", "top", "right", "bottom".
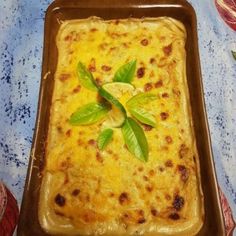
[{"left": 0, "top": 0, "right": 235, "bottom": 234}]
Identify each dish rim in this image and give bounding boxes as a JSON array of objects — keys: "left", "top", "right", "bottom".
[{"left": 17, "top": 0, "right": 225, "bottom": 235}]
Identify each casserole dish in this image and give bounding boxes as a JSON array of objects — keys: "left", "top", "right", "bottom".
[{"left": 18, "top": 0, "right": 225, "bottom": 235}]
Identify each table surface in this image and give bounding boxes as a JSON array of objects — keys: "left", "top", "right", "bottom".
[{"left": 0, "top": 0, "right": 236, "bottom": 234}]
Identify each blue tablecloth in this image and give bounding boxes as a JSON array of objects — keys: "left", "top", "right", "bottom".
[{"left": 0, "top": 0, "right": 236, "bottom": 234}]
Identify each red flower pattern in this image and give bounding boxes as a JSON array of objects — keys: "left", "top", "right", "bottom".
[{"left": 215, "top": 0, "right": 236, "bottom": 30}]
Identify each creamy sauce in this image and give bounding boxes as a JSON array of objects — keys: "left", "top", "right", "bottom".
[{"left": 39, "top": 17, "right": 204, "bottom": 235}]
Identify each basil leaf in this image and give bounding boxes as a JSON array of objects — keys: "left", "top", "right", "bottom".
[
  {"left": 232, "top": 51, "right": 236, "bottom": 60},
  {"left": 77, "top": 62, "right": 98, "bottom": 91},
  {"left": 98, "top": 87, "right": 127, "bottom": 116},
  {"left": 98, "top": 129, "right": 113, "bottom": 150},
  {"left": 129, "top": 107, "right": 156, "bottom": 127},
  {"left": 122, "top": 117, "right": 148, "bottom": 162},
  {"left": 126, "top": 93, "right": 157, "bottom": 108},
  {"left": 69, "top": 102, "right": 110, "bottom": 125},
  {"left": 113, "top": 60, "right": 137, "bottom": 83}
]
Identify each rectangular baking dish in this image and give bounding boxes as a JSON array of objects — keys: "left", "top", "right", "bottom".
[{"left": 18, "top": 0, "right": 225, "bottom": 235}]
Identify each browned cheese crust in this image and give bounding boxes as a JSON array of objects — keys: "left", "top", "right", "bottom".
[{"left": 39, "top": 17, "right": 204, "bottom": 236}]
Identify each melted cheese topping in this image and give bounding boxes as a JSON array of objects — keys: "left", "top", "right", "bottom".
[{"left": 39, "top": 17, "right": 204, "bottom": 235}]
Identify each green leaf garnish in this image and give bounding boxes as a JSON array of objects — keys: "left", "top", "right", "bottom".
[
  {"left": 98, "top": 87, "right": 127, "bottom": 116},
  {"left": 77, "top": 62, "right": 98, "bottom": 91},
  {"left": 113, "top": 60, "right": 137, "bottom": 83},
  {"left": 70, "top": 59, "right": 153, "bottom": 162},
  {"left": 128, "top": 107, "right": 156, "bottom": 127},
  {"left": 69, "top": 102, "right": 110, "bottom": 125},
  {"left": 122, "top": 117, "right": 148, "bottom": 162},
  {"left": 232, "top": 51, "right": 236, "bottom": 60},
  {"left": 126, "top": 93, "right": 157, "bottom": 127},
  {"left": 98, "top": 129, "right": 114, "bottom": 150},
  {"left": 126, "top": 93, "right": 157, "bottom": 107}
]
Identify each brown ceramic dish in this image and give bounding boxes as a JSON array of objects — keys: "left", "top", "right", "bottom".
[{"left": 18, "top": 0, "right": 225, "bottom": 235}]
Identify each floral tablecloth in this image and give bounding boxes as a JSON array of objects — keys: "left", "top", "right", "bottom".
[{"left": 0, "top": 0, "right": 235, "bottom": 234}]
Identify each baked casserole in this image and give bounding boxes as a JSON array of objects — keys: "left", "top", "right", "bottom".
[{"left": 39, "top": 17, "right": 204, "bottom": 235}]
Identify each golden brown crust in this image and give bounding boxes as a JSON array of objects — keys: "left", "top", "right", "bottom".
[{"left": 39, "top": 17, "right": 204, "bottom": 235}]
